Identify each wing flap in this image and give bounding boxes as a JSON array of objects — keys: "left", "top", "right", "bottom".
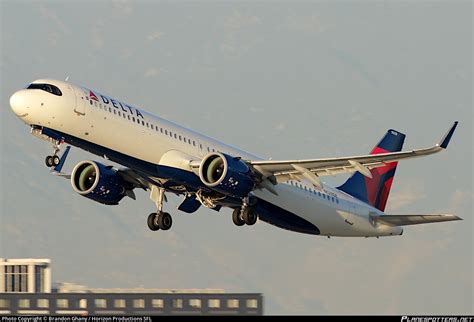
[{"left": 375, "top": 214, "right": 462, "bottom": 226}]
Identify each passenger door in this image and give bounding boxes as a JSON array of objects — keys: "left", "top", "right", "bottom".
[
  {"left": 197, "top": 140, "right": 205, "bottom": 157},
  {"left": 73, "top": 87, "right": 86, "bottom": 115},
  {"left": 343, "top": 202, "right": 358, "bottom": 226}
]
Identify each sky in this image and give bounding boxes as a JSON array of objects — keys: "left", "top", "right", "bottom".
[{"left": 0, "top": 0, "right": 472, "bottom": 315}]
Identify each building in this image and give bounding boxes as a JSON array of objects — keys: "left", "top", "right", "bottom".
[
  {"left": 0, "top": 258, "right": 51, "bottom": 293},
  {"left": 0, "top": 259, "right": 263, "bottom": 315}
]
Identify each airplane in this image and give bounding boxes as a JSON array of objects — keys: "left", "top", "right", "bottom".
[{"left": 9, "top": 79, "right": 462, "bottom": 237}]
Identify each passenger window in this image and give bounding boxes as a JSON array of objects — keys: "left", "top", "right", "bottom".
[
  {"left": 165, "top": 130, "right": 168, "bottom": 135},
  {"left": 118, "top": 111, "right": 121, "bottom": 116},
  {"left": 109, "top": 108, "right": 112, "bottom": 113},
  {"left": 174, "top": 133, "right": 177, "bottom": 139},
  {"left": 128, "top": 115, "right": 131, "bottom": 120},
  {"left": 179, "top": 135, "right": 182, "bottom": 141},
  {"left": 132, "top": 117, "right": 135, "bottom": 122},
  {"left": 113, "top": 110, "right": 116, "bottom": 115},
  {"left": 146, "top": 122, "right": 149, "bottom": 128},
  {"left": 142, "top": 121, "right": 145, "bottom": 125},
  {"left": 151, "top": 124, "right": 154, "bottom": 129}
]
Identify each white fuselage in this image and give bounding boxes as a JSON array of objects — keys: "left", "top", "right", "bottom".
[{"left": 10, "top": 79, "right": 403, "bottom": 237}]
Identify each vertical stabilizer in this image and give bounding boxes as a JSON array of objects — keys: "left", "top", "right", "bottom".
[{"left": 337, "top": 129, "right": 405, "bottom": 211}]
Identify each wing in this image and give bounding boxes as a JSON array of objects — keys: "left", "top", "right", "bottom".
[
  {"left": 249, "top": 122, "right": 458, "bottom": 185},
  {"left": 374, "top": 214, "right": 462, "bottom": 226}
]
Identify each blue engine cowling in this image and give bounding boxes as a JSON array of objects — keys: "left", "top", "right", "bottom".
[
  {"left": 199, "top": 153, "right": 255, "bottom": 198},
  {"left": 71, "top": 160, "right": 128, "bottom": 205}
]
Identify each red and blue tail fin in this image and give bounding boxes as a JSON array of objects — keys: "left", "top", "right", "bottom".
[{"left": 337, "top": 129, "right": 406, "bottom": 211}]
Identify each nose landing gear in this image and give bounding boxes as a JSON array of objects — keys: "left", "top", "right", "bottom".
[
  {"left": 45, "top": 155, "right": 60, "bottom": 167},
  {"left": 45, "top": 140, "right": 62, "bottom": 167}
]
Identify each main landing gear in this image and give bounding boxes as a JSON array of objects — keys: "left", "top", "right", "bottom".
[
  {"left": 147, "top": 211, "right": 172, "bottom": 231},
  {"left": 232, "top": 197, "right": 258, "bottom": 226},
  {"left": 45, "top": 140, "right": 62, "bottom": 167},
  {"left": 147, "top": 186, "right": 173, "bottom": 231}
]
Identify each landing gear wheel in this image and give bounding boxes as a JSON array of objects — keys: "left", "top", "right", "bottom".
[
  {"left": 158, "top": 212, "right": 172, "bottom": 230},
  {"left": 45, "top": 156, "right": 54, "bottom": 167},
  {"left": 147, "top": 213, "right": 160, "bottom": 231},
  {"left": 242, "top": 208, "right": 258, "bottom": 226},
  {"left": 232, "top": 208, "right": 245, "bottom": 226},
  {"left": 52, "top": 155, "right": 60, "bottom": 166}
]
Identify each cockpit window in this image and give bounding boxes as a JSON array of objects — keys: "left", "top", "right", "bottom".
[{"left": 27, "top": 83, "right": 62, "bottom": 96}]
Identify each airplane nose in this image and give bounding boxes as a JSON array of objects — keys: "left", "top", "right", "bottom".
[{"left": 10, "top": 91, "right": 27, "bottom": 117}]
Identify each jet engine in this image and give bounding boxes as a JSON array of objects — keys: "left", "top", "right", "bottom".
[
  {"left": 199, "top": 153, "right": 255, "bottom": 198},
  {"left": 71, "top": 160, "right": 130, "bottom": 205}
]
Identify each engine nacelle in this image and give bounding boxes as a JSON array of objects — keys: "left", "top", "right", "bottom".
[
  {"left": 71, "top": 160, "right": 129, "bottom": 205},
  {"left": 199, "top": 153, "right": 255, "bottom": 198}
]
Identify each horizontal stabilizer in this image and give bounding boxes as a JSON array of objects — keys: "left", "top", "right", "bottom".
[{"left": 375, "top": 214, "right": 462, "bottom": 226}]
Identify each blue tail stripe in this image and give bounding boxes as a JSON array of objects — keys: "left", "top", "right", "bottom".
[
  {"left": 337, "top": 172, "right": 368, "bottom": 203},
  {"left": 376, "top": 129, "right": 405, "bottom": 152}
]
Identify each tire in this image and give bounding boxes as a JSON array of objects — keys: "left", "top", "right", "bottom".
[
  {"left": 242, "top": 208, "right": 258, "bottom": 226},
  {"left": 45, "top": 156, "right": 54, "bottom": 167},
  {"left": 232, "top": 208, "right": 245, "bottom": 226},
  {"left": 53, "top": 155, "right": 60, "bottom": 166},
  {"left": 158, "top": 212, "right": 172, "bottom": 230},
  {"left": 147, "top": 213, "right": 159, "bottom": 231}
]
